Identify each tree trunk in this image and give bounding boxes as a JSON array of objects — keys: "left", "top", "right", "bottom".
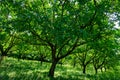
[
  {"left": 0, "top": 51, "right": 7, "bottom": 65},
  {"left": 40, "top": 61, "right": 43, "bottom": 65},
  {"left": 83, "top": 65, "right": 86, "bottom": 74},
  {"left": 95, "top": 67, "right": 98, "bottom": 74},
  {"left": 73, "top": 61, "right": 76, "bottom": 68},
  {"left": 100, "top": 67, "right": 103, "bottom": 72},
  {"left": 48, "top": 59, "right": 58, "bottom": 77},
  {"left": 105, "top": 67, "right": 107, "bottom": 72},
  {"left": 0, "top": 55, "right": 5, "bottom": 65}
]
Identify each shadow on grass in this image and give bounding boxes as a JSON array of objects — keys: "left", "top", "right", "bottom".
[
  {"left": 0, "top": 70, "right": 88, "bottom": 80},
  {"left": 0, "top": 69, "right": 120, "bottom": 80},
  {"left": 0, "top": 57, "right": 120, "bottom": 80}
]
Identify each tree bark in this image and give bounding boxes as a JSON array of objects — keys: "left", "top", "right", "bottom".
[
  {"left": 0, "top": 55, "right": 5, "bottom": 65},
  {"left": 73, "top": 61, "right": 76, "bottom": 68},
  {"left": 83, "top": 65, "right": 86, "bottom": 74},
  {"left": 48, "top": 59, "right": 58, "bottom": 77},
  {"left": 95, "top": 67, "right": 98, "bottom": 74},
  {"left": 100, "top": 67, "right": 103, "bottom": 72}
]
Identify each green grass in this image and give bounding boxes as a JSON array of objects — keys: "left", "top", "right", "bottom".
[{"left": 0, "top": 57, "right": 120, "bottom": 80}]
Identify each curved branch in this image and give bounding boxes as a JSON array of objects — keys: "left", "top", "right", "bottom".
[{"left": 80, "top": 0, "right": 98, "bottom": 29}]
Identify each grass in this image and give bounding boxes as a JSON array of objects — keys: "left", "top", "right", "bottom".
[{"left": 0, "top": 57, "right": 120, "bottom": 80}]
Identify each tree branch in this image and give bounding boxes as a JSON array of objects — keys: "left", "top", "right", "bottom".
[
  {"left": 80, "top": 0, "right": 97, "bottom": 29},
  {"left": 30, "top": 30, "right": 53, "bottom": 47},
  {"left": 58, "top": 37, "right": 79, "bottom": 59},
  {"left": 57, "top": 38, "right": 71, "bottom": 58}
]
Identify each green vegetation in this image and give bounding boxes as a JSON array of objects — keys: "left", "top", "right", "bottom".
[
  {"left": 0, "top": 0, "right": 120, "bottom": 79},
  {"left": 0, "top": 57, "right": 120, "bottom": 80}
]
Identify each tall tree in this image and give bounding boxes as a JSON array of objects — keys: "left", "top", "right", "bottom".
[
  {"left": 0, "top": 30, "right": 16, "bottom": 64},
  {"left": 74, "top": 44, "right": 94, "bottom": 74},
  {"left": 1, "top": 0, "right": 120, "bottom": 77},
  {"left": 0, "top": 0, "right": 17, "bottom": 64},
  {"left": 91, "top": 28, "right": 119, "bottom": 74}
]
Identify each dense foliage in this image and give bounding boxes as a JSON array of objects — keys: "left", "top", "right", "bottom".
[{"left": 0, "top": 0, "right": 120, "bottom": 78}]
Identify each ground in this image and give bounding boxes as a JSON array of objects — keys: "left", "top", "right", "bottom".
[{"left": 0, "top": 57, "right": 120, "bottom": 80}]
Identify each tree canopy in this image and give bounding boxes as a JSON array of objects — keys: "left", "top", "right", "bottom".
[{"left": 0, "top": 0, "right": 120, "bottom": 77}]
